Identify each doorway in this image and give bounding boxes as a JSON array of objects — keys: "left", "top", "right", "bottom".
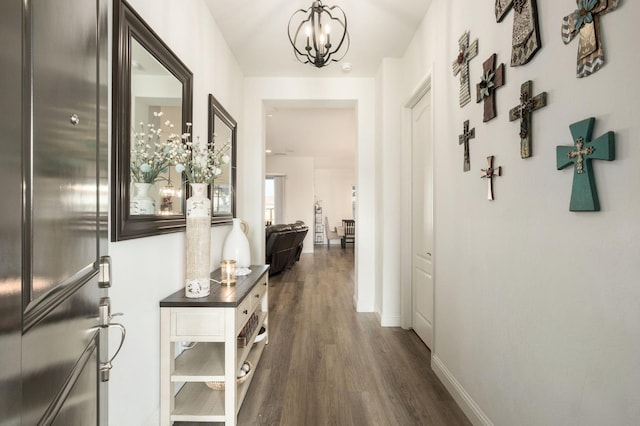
[
  {"left": 410, "top": 84, "right": 434, "bottom": 349},
  {"left": 265, "top": 174, "right": 285, "bottom": 226},
  {"left": 264, "top": 103, "right": 357, "bottom": 256}
]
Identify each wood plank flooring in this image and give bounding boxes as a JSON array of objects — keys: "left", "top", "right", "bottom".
[{"left": 237, "top": 246, "right": 471, "bottom": 426}]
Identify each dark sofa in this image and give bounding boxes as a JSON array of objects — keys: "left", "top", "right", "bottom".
[{"left": 265, "top": 221, "right": 308, "bottom": 276}]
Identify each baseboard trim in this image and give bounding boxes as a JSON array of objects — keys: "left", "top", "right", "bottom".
[
  {"left": 380, "top": 314, "right": 400, "bottom": 327},
  {"left": 431, "top": 355, "right": 493, "bottom": 426}
]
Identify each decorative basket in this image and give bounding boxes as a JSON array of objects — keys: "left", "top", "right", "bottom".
[
  {"left": 206, "top": 361, "right": 252, "bottom": 390},
  {"left": 254, "top": 326, "right": 267, "bottom": 343}
]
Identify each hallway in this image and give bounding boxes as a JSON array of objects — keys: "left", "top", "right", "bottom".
[{"left": 238, "top": 247, "right": 470, "bottom": 425}]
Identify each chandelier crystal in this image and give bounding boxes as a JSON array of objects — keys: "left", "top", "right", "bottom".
[{"left": 288, "top": 0, "right": 350, "bottom": 68}]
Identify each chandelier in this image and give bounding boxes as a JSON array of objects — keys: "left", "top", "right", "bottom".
[{"left": 288, "top": 0, "right": 350, "bottom": 68}]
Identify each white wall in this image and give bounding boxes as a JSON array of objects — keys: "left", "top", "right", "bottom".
[
  {"left": 107, "top": 1, "right": 244, "bottom": 424},
  {"left": 243, "top": 77, "right": 376, "bottom": 311},
  {"left": 315, "top": 168, "right": 355, "bottom": 244},
  {"left": 265, "top": 155, "right": 315, "bottom": 253},
  {"left": 376, "top": 58, "right": 404, "bottom": 326},
  {"left": 389, "top": 0, "right": 640, "bottom": 424}
]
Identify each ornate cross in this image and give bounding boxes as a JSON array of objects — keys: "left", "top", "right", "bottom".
[
  {"left": 452, "top": 31, "right": 479, "bottom": 108},
  {"left": 476, "top": 54, "right": 505, "bottom": 122},
  {"left": 508, "top": 80, "right": 547, "bottom": 159},
  {"left": 458, "top": 120, "right": 475, "bottom": 172},
  {"left": 481, "top": 156, "right": 502, "bottom": 201},
  {"left": 562, "top": 0, "right": 619, "bottom": 78},
  {"left": 495, "top": 0, "right": 542, "bottom": 66},
  {"left": 556, "top": 117, "right": 615, "bottom": 211}
]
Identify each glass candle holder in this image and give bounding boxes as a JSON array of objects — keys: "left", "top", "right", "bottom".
[{"left": 220, "top": 259, "right": 236, "bottom": 285}]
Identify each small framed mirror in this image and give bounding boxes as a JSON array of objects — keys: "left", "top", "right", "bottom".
[
  {"left": 208, "top": 94, "right": 237, "bottom": 224},
  {"left": 112, "top": 0, "right": 193, "bottom": 240}
]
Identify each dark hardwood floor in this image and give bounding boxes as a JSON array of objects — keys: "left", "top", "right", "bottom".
[{"left": 237, "top": 246, "right": 471, "bottom": 426}]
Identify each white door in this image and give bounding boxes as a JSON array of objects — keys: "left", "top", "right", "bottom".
[{"left": 411, "top": 91, "right": 434, "bottom": 348}]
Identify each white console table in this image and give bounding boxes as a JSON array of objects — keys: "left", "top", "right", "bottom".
[{"left": 160, "top": 265, "right": 269, "bottom": 425}]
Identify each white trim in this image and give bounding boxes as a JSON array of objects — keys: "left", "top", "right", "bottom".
[
  {"left": 375, "top": 304, "right": 401, "bottom": 327},
  {"left": 431, "top": 355, "right": 493, "bottom": 426},
  {"left": 405, "top": 75, "right": 432, "bottom": 108},
  {"left": 379, "top": 314, "right": 401, "bottom": 327}
]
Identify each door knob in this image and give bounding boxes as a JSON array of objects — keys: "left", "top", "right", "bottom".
[
  {"left": 99, "top": 322, "right": 126, "bottom": 382},
  {"left": 99, "top": 298, "right": 126, "bottom": 382}
]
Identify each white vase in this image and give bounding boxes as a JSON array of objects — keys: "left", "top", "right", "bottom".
[
  {"left": 185, "top": 183, "right": 211, "bottom": 298},
  {"left": 130, "top": 182, "right": 156, "bottom": 215},
  {"left": 222, "top": 218, "right": 251, "bottom": 275}
]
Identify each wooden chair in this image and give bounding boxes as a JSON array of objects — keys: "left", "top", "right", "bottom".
[{"left": 341, "top": 219, "right": 355, "bottom": 248}]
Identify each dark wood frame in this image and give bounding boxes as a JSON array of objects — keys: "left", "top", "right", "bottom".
[
  {"left": 208, "top": 93, "right": 237, "bottom": 224},
  {"left": 111, "top": 0, "right": 193, "bottom": 241}
]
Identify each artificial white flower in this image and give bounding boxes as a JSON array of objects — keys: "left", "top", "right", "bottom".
[{"left": 169, "top": 124, "right": 231, "bottom": 185}]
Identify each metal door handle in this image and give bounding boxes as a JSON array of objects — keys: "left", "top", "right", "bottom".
[
  {"left": 98, "top": 298, "right": 126, "bottom": 382},
  {"left": 100, "top": 322, "right": 126, "bottom": 382}
]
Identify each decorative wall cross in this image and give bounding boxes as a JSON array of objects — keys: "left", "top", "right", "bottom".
[
  {"left": 562, "top": 0, "right": 619, "bottom": 78},
  {"left": 452, "top": 31, "right": 479, "bottom": 108},
  {"left": 495, "top": 0, "right": 542, "bottom": 66},
  {"left": 458, "top": 120, "right": 476, "bottom": 172},
  {"left": 481, "top": 156, "right": 502, "bottom": 201},
  {"left": 508, "top": 80, "right": 547, "bottom": 158},
  {"left": 476, "top": 54, "right": 505, "bottom": 122},
  {"left": 556, "top": 117, "right": 615, "bottom": 211}
]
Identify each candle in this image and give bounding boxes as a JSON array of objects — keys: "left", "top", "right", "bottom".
[{"left": 220, "top": 260, "right": 236, "bottom": 285}]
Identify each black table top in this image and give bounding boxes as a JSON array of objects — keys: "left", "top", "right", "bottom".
[{"left": 159, "top": 265, "right": 269, "bottom": 308}]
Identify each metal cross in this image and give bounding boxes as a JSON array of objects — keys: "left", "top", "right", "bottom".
[
  {"left": 480, "top": 156, "right": 502, "bottom": 201},
  {"left": 458, "top": 120, "right": 475, "bottom": 172},
  {"left": 562, "top": 0, "right": 619, "bottom": 78},
  {"left": 452, "top": 31, "right": 479, "bottom": 108},
  {"left": 476, "top": 54, "right": 505, "bottom": 122},
  {"left": 567, "top": 137, "right": 594, "bottom": 174},
  {"left": 508, "top": 80, "right": 547, "bottom": 158},
  {"left": 556, "top": 117, "right": 615, "bottom": 211},
  {"left": 495, "top": 0, "right": 542, "bottom": 66}
]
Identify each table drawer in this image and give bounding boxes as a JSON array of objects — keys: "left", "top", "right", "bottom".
[
  {"left": 250, "top": 278, "right": 267, "bottom": 311},
  {"left": 235, "top": 295, "right": 253, "bottom": 334},
  {"left": 171, "top": 308, "right": 225, "bottom": 340}
]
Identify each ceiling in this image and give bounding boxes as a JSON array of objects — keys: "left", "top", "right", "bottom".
[
  {"left": 203, "top": 0, "right": 432, "bottom": 164},
  {"left": 265, "top": 102, "right": 357, "bottom": 169},
  {"left": 203, "top": 0, "right": 432, "bottom": 78}
]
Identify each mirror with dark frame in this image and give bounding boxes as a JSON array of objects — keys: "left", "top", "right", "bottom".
[
  {"left": 208, "top": 94, "right": 237, "bottom": 224},
  {"left": 112, "top": 0, "right": 193, "bottom": 241}
]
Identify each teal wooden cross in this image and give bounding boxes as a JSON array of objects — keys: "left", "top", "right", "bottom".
[{"left": 556, "top": 117, "right": 615, "bottom": 211}]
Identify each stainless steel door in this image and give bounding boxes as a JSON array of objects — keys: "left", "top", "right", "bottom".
[
  {"left": 11, "top": 0, "right": 109, "bottom": 424},
  {"left": 0, "top": 0, "right": 25, "bottom": 424}
]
